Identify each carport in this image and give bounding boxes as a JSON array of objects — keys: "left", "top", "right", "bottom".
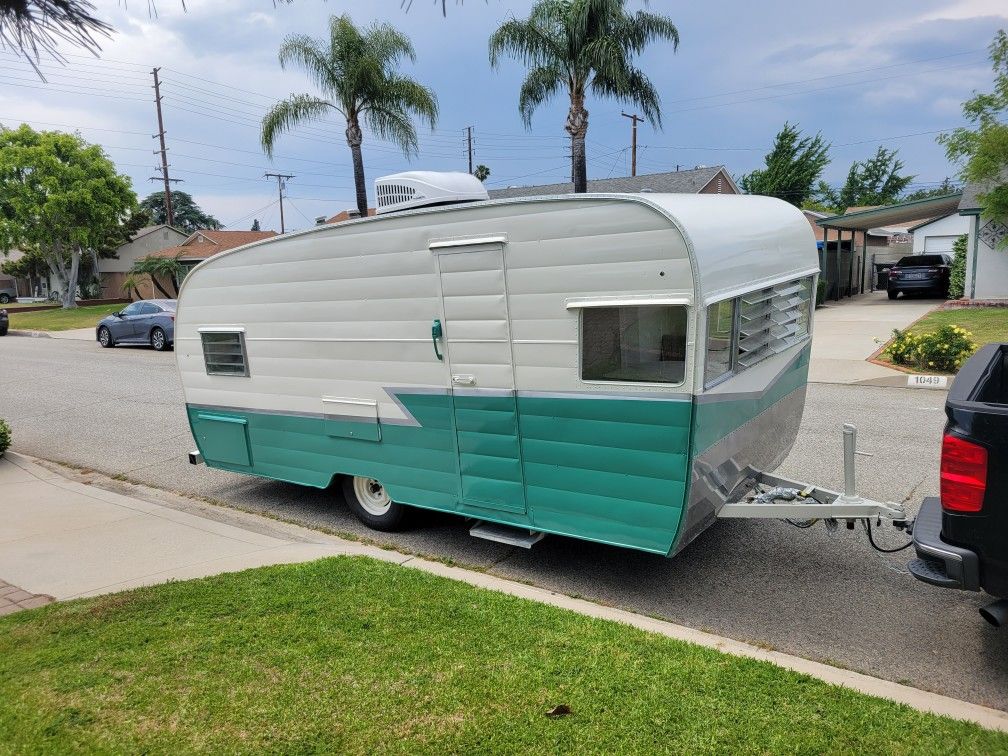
[{"left": 816, "top": 193, "right": 962, "bottom": 301}]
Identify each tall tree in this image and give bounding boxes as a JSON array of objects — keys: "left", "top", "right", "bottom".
[
  {"left": 939, "top": 29, "right": 1008, "bottom": 236},
  {"left": 739, "top": 122, "right": 830, "bottom": 207},
  {"left": 140, "top": 191, "right": 221, "bottom": 234},
  {"left": 0, "top": 125, "right": 138, "bottom": 308},
  {"left": 251, "top": 218, "right": 261, "bottom": 231},
  {"left": 261, "top": 14, "right": 438, "bottom": 217},
  {"left": 901, "top": 177, "right": 960, "bottom": 202},
  {"left": 473, "top": 164, "right": 491, "bottom": 182},
  {"left": 489, "top": 0, "right": 679, "bottom": 193},
  {"left": 816, "top": 146, "right": 914, "bottom": 212}
]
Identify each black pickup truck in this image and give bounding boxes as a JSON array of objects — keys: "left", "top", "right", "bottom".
[{"left": 909, "top": 342, "right": 1008, "bottom": 627}]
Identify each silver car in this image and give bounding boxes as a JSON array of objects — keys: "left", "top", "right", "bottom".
[
  {"left": 0, "top": 282, "right": 16, "bottom": 304},
  {"left": 96, "top": 299, "right": 176, "bottom": 351}
]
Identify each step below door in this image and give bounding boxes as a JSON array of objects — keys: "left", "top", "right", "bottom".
[{"left": 434, "top": 240, "right": 527, "bottom": 514}]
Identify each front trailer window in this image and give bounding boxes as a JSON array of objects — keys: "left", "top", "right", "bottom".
[
  {"left": 581, "top": 305, "right": 687, "bottom": 384},
  {"left": 704, "top": 299, "right": 736, "bottom": 385}
]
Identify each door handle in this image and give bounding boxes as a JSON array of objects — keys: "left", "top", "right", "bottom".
[
  {"left": 431, "top": 318, "right": 443, "bottom": 361},
  {"left": 451, "top": 374, "right": 476, "bottom": 386}
]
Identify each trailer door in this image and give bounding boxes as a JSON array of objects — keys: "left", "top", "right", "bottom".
[{"left": 432, "top": 238, "right": 527, "bottom": 514}]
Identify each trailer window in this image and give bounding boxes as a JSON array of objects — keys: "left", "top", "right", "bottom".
[
  {"left": 705, "top": 299, "right": 736, "bottom": 385},
  {"left": 581, "top": 306, "right": 687, "bottom": 384},
  {"left": 201, "top": 331, "right": 249, "bottom": 376}
]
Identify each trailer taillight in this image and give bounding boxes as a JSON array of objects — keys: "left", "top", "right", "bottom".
[{"left": 940, "top": 434, "right": 988, "bottom": 513}]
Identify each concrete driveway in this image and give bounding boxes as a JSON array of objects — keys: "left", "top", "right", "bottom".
[
  {"left": 810, "top": 292, "right": 941, "bottom": 385},
  {"left": 1, "top": 336, "right": 1005, "bottom": 710}
]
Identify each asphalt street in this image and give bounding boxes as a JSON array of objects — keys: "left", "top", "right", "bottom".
[{"left": 1, "top": 335, "right": 1005, "bottom": 709}]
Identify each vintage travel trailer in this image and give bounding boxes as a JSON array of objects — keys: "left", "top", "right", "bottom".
[{"left": 176, "top": 172, "right": 822, "bottom": 556}]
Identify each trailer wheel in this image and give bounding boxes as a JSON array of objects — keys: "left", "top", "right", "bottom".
[{"left": 342, "top": 475, "right": 411, "bottom": 531}]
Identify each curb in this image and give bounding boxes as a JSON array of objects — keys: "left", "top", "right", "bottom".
[
  {"left": 5, "top": 329, "right": 51, "bottom": 338},
  {"left": 10, "top": 452, "right": 1008, "bottom": 734}
]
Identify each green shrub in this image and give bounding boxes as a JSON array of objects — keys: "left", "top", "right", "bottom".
[
  {"left": 815, "top": 278, "right": 826, "bottom": 308},
  {"left": 948, "top": 234, "right": 968, "bottom": 299},
  {"left": 0, "top": 418, "right": 10, "bottom": 456},
  {"left": 888, "top": 324, "right": 978, "bottom": 373}
]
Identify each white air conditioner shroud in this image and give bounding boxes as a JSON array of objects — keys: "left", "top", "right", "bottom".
[{"left": 375, "top": 171, "right": 489, "bottom": 214}]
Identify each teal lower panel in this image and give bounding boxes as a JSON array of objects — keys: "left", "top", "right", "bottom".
[
  {"left": 187, "top": 391, "right": 694, "bottom": 554},
  {"left": 691, "top": 347, "right": 811, "bottom": 455}
]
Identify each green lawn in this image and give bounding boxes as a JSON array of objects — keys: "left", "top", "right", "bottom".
[
  {"left": 0, "top": 557, "right": 1004, "bottom": 754},
  {"left": 904, "top": 307, "right": 1008, "bottom": 346},
  {"left": 7, "top": 304, "right": 123, "bottom": 331}
]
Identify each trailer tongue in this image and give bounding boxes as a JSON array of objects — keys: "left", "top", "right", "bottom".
[{"left": 717, "top": 424, "right": 909, "bottom": 526}]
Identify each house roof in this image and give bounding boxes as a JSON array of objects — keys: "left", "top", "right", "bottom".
[
  {"left": 129, "top": 224, "right": 186, "bottom": 243},
  {"left": 326, "top": 208, "right": 377, "bottom": 224},
  {"left": 148, "top": 229, "right": 277, "bottom": 260},
  {"left": 486, "top": 166, "right": 738, "bottom": 200},
  {"left": 959, "top": 167, "right": 1008, "bottom": 213}
]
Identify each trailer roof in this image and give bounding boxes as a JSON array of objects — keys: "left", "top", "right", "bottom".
[
  {"left": 181, "top": 193, "right": 817, "bottom": 307},
  {"left": 640, "top": 193, "right": 819, "bottom": 304}
]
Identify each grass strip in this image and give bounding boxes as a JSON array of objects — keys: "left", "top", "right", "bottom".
[
  {"left": 1, "top": 556, "right": 1004, "bottom": 754},
  {"left": 7, "top": 304, "right": 123, "bottom": 332}
]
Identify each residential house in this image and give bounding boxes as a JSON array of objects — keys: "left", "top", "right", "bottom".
[
  {"left": 143, "top": 229, "right": 278, "bottom": 297},
  {"left": 959, "top": 170, "right": 1008, "bottom": 300},
  {"left": 909, "top": 213, "right": 970, "bottom": 256},
  {"left": 326, "top": 208, "right": 377, "bottom": 223},
  {"left": 486, "top": 166, "right": 740, "bottom": 199},
  {"left": 101, "top": 224, "right": 188, "bottom": 300}
]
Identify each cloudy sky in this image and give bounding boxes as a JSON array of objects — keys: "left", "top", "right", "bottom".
[{"left": 1, "top": 0, "right": 1005, "bottom": 232}]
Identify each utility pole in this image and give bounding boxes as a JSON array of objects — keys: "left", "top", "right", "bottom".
[
  {"left": 265, "top": 172, "right": 294, "bottom": 233},
  {"left": 621, "top": 111, "right": 642, "bottom": 177},
  {"left": 466, "top": 126, "right": 474, "bottom": 174},
  {"left": 151, "top": 67, "right": 176, "bottom": 226}
]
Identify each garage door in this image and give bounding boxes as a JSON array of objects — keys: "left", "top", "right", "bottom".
[{"left": 923, "top": 235, "right": 956, "bottom": 254}]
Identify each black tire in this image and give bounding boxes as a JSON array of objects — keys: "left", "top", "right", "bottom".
[
  {"left": 0, "top": 294, "right": 10, "bottom": 304},
  {"left": 341, "top": 475, "right": 411, "bottom": 531},
  {"left": 98, "top": 326, "right": 114, "bottom": 348},
  {"left": 150, "top": 327, "right": 169, "bottom": 351},
  {"left": 887, "top": 290, "right": 899, "bottom": 300}
]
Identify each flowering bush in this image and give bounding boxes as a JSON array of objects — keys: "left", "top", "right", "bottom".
[{"left": 887, "top": 325, "right": 978, "bottom": 373}]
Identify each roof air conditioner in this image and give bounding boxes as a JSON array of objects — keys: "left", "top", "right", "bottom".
[{"left": 374, "top": 171, "right": 489, "bottom": 214}]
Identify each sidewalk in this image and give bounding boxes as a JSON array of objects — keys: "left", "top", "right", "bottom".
[
  {"left": 8, "top": 327, "right": 94, "bottom": 340},
  {"left": 2, "top": 450, "right": 1006, "bottom": 732},
  {"left": 810, "top": 292, "right": 940, "bottom": 386}
]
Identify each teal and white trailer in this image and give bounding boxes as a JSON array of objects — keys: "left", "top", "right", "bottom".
[{"left": 177, "top": 172, "right": 904, "bottom": 556}]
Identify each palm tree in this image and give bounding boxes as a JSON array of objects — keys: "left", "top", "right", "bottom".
[
  {"left": 130, "top": 255, "right": 184, "bottom": 298},
  {"left": 489, "top": 0, "right": 679, "bottom": 193},
  {"left": 261, "top": 15, "right": 439, "bottom": 216}
]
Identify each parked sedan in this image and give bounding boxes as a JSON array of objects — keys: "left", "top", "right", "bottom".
[
  {"left": 887, "top": 254, "right": 953, "bottom": 299},
  {"left": 96, "top": 299, "right": 176, "bottom": 351}
]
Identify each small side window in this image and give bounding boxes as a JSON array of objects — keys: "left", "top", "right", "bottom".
[
  {"left": 581, "top": 305, "right": 687, "bottom": 384},
  {"left": 201, "top": 331, "right": 249, "bottom": 377},
  {"left": 705, "top": 299, "right": 736, "bottom": 385}
]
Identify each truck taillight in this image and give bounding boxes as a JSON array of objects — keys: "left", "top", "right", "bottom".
[{"left": 940, "top": 434, "right": 988, "bottom": 513}]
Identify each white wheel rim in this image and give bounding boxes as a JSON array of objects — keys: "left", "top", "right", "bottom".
[
  {"left": 100, "top": 329, "right": 109, "bottom": 345},
  {"left": 353, "top": 477, "right": 392, "bottom": 516},
  {"left": 153, "top": 330, "right": 164, "bottom": 349}
]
